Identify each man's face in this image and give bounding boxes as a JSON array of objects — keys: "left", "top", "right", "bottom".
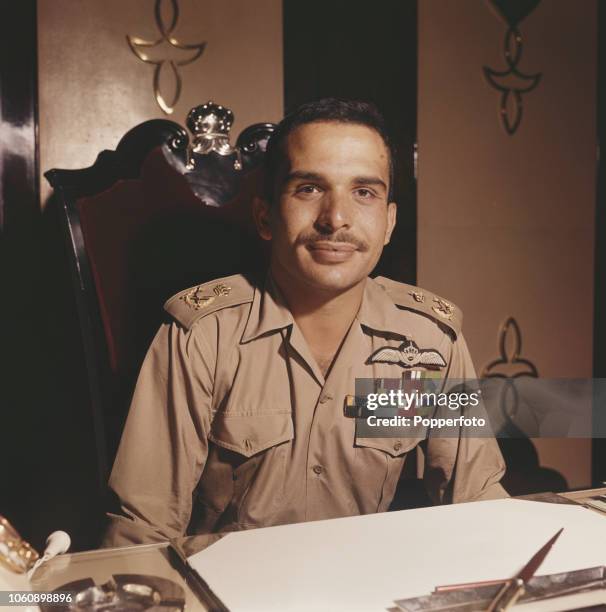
[{"left": 255, "top": 121, "right": 397, "bottom": 294}]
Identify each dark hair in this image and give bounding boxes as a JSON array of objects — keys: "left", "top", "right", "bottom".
[{"left": 264, "top": 97, "right": 395, "bottom": 203}]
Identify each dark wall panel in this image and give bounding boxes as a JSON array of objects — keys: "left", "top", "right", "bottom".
[
  {"left": 1, "top": 0, "right": 102, "bottom": 551},
  {"left": 594, "top": 0, "right": 606, "bottom": 484},
  {"left": 0, "top": 0, "right": 42, "bottom": 539},
  {"left": 283, "top": 0, "right": 418, "bottom": 283}
]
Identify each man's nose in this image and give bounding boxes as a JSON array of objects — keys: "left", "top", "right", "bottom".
[{"left": 314, "top": 190, "right": 352, "bottom": 233}]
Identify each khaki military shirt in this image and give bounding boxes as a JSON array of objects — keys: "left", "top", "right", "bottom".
[{"left": 103, "top": 274, "right": 506, "bottom": 547}]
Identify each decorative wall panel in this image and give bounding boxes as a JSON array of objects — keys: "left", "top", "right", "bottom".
[
  {"left": 418, "top": 0, "right": 596, "bottom": 487},
  {"left": 126, "top": 0, "right": 206, "bottom": 114},
  {"left": 38, "top": 0, "right": 283, "bottom": 204},
  {"left": 483, "top": 0, "right": 542, "bottom": 134}
]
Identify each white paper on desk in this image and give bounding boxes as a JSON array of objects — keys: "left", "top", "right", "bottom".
[{"left": 187, "top": 499, "right": 606, "bottom": 612}]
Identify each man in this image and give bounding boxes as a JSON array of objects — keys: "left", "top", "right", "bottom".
[{"left": 103, "top": 98, "right": 506, "bottom": 547}]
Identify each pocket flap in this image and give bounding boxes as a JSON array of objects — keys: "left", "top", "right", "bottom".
[
  {"left": 354, "top": 435, "right": 422, "bottom": 457},
  {"left": 209, "top": 410, "right": 294, "bottom": 458}
]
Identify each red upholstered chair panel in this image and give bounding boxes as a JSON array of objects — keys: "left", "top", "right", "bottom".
[{"left": 76, "top": 146, "right": 266, "bottom": 386}]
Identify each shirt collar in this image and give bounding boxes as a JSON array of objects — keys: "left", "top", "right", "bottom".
[
  {"left": 240, "top": 273, "right": 293, "bottom": 343},
  {"left": 241, "top": 274, "right": 405, "bottom": 343},
  {"left": 356, "top": 276, "right": 407, "bottom": 337}
]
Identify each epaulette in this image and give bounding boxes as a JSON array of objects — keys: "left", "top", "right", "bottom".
[
  {"left": 164, "top": 274, "right": 255, "bottom": 330},
  {"left": 373, "top": 276, "right": 463, "bottom": 338}
]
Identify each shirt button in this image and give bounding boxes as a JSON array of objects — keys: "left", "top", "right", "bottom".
[
  {"left": 312, "top": 465, "right": 323, "bottom": 475},
  {"left": 393, "top": 442, "right": 402, "bottom": 452},
  {"left": 319, "top": 394, "right": 332, "bottom": 404}
]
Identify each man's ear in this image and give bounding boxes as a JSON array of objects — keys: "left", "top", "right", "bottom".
[
  {"left": 252, "top": 196, "right": 273, "bottom": 241},
  {"left": 384, "top": 201, "right": 397, "bottom": 245}
]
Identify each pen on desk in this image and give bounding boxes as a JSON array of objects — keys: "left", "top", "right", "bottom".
[
  {"left": 435, "top": 578, "right": 508, "bottom": 592},
  {"left": 435, "top": 528, "right": 564, "bottom": 597},
  {"left": 486, "top": 527, "right": 564, "bottom": 612}
]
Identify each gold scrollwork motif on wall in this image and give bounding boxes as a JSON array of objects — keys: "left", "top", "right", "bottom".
[
  {"left": 482, "top": 317, "right": 539, "bottom": 436},
  {"left": 484, "top": 0, "right": 542, "bottom": 135},
  {"left": 482, "top": 317, "right": 538, "bottom": 379},
  {"left": 127, "top": 0, "right": 206, "bottom": 115}
]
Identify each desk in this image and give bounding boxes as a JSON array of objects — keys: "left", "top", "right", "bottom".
[
  {"left": 559, "top": 485, "right": 606, "bottom": 505},
  {"left": 30, "top": 541, "right": 210, "bottom": 611},
  {"left": 30, "top": 489, "right": 606, "bottom": 611}
]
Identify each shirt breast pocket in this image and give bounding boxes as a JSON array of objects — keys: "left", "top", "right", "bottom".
[
  {"left": 208, "top": 408, "right": 294, "bottom": 457},
  {"left": 352, "top": 434, "right": 423, "bottom": 513},
  {"left": 206, "top": 409, "right": 294, "bottom": 526}
]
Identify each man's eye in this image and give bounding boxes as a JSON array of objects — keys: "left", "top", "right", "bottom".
[
  {"left": 295, "top": 185, "right": 321, "bottom": 194},
  {"left": 355, "top": 188, "right": 376, "bottom": 199}
]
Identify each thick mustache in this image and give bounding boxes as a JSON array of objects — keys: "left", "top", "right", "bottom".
[{"left": 297, "top": 233, "right": 369, "bottom": 251}]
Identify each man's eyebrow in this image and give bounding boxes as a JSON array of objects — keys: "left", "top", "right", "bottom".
[
  {"left": 352, "top": 176, "right": 388, "bottom": 191},
  {"left": 284, "top": 171, "right": 388, "bottom": 192},
  {"left": 284, "top": 170, "right": 326, "bottom": 183}
]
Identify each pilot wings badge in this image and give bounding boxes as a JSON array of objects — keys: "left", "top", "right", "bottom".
[{"left": 369, "top": 340, "right": 446, "bottom": 369}]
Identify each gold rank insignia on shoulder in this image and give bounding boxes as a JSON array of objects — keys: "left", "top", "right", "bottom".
[
  {"left": 213, "top": 283, "right": 231, "bottom": 296},
  {"left": 181, "top": 283, "right": 232, "bottom": 310},
  {"left": 409, "top": 291, "right": 425, "bottom": 303},
  {"left": 181, "top": 286, "right": 215, "bottom": 310},
  {"left": 431, "top": 296, "right": 454, "bottom": 320},
  {"left": 369, "top": 340, "right": 446, "bottom": 369}
]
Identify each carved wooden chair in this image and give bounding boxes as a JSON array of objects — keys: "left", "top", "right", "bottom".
[{"left": 45, "top": 102, "right": 275, "bottom": 487}]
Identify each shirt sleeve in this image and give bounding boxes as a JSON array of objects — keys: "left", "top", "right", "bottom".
[
  {"left": 102, "top": 320, "right": 215, "bottom": 547},
  {"left": 423, "top": 332, "right": 509, "bottom": 504}
]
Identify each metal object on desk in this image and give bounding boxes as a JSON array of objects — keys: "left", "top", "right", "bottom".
[
  {"left": 486, "top": 527, "right": 563, "bottom": 611},
  {"left": 434, "top": 528, "right": 563, "bottom": 603},
  {"left": 40, "top": 574, "right": 185, "bottom": 611},
  {"left": 395, "top": 566, "right": 606, "bottom": 611},
  {"left": 0, "top": 514, "right": 40, "bottom": 612},
  {"left": 0, "top": 515, "right": 39, "bottom": 575},
  {"left": 584, "top": 494, "right": 606, "bottom": 514},
  {"left": 30, "top": 543, "right": 209, "bottom": 611}
]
